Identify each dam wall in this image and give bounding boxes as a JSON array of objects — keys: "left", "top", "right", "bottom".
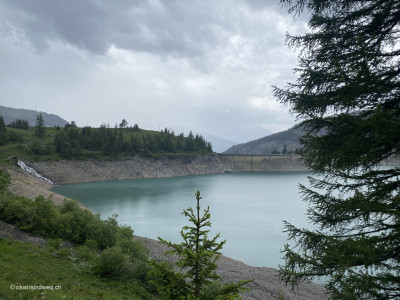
[
  {"left": 221, "top": 154, "right": 400, "bottom": 172},
  {"left": 220, "top": 154, "right": 309, "bottom": 172}
]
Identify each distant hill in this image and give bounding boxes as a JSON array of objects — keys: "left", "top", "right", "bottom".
[
  {"left": 0, "top": 105, "right": 68, "bottom": 127},
  {"left": 200, "top": 133, "right": 238, "bottom": 154},
  {"left": 223, "top": 124, "right": 304, "bottom": 155}
]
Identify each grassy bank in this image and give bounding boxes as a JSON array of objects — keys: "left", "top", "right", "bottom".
[
  {"left": 0, "top": 237, "right": 153, "bottom": 300},
  {"left": 0, "top": 169, "right": 156, "bottom": 299}
]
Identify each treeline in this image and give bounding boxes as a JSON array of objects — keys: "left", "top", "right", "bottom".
[
  {"left": 7, "top": 119, "right": 29, "bottom": 129},
  {"left": 0, "top": 116, "right": 23, "bottom": 145},
  {"left": 0, "top": 114, "right": 213, "bottom": 159},
  {"left": 54, "top": 124, "right": 212, "bottom": 159}
]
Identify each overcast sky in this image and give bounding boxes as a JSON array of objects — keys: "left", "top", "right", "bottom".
[{"left": 0, "top": 0, "right": 308, "bottom": 146}]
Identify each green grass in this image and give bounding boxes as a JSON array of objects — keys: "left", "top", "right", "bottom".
[
  {"left": 0, "top": 237, "right": 155, "bottom": 300},
  {"left": 0, "top": 127, "right": 59, "bottom": 163}
]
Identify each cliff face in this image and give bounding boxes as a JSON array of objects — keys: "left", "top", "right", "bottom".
[{"left": 29, "top": 155, "right": 240, "bottom": 185}]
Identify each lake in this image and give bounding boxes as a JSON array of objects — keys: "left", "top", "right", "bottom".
[{"left": 52, "top": 172, "right": 312, "bottom": 268}]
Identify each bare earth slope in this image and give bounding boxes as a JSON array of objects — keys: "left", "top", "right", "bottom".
[
  {"left": 6, "top": 167, "right": 71, "bottom": 206},
  {"left": 5, "top": 167, "right": 88, "bottom": 210},
  {"left": 29, "top": 155, "right": 240, "bottom": 184}
]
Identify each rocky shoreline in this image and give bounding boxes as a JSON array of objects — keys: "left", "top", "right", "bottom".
[
  {"left": 29, "top": 155, "right": 241, "bottom": 185},
  {"left": 3, "top": 155, "right": 330, "bottom": 299}
]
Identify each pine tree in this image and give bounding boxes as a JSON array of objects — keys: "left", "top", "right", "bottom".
[
  {"left": 119, "top": 119, "right": 128, "bottom": 129},
  {"left": 149, "top": 191, "right": 251, "bottom": 299},
  {"left": 0, "top": 116, "right": 8, "bottom": 145},
  {"left": 274, "top": 1, "right": 400, "bottom": 299},
  {"left": 35, "top": 113, "right": 45, "bottom": 138},
  {"left": 185, "top": 131, "right": 195, "bottom": 151}
]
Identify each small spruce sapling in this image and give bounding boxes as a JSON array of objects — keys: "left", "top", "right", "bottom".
[{"left": 149, "top": 191, "right": 251, "bottom": 299}]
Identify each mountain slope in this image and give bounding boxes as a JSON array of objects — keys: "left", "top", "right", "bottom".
[
  {"left": 200, "top": 132, "right": 238, "bottom": 153},
  {"left": 223, "top": 124, "right": 303, "bottom": 155},
  {"left": 0, "top": 105, "right": 68, "bottom": 127}
]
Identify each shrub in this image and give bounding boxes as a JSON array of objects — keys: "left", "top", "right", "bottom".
[
  {"left": 47, "top": 238, "right": 62, "bottom": 251},
  {"left": 117, "top": 239, "right": 149, "bottom": 281},
  {"left": 0, "top": 193, "right": 136, "bottom": 252},
  {"left": 78, "top": 246, "right": 95, "bottom": 261},
  {"left": 93, "top": 246, "right": 134, "bottom": 279},
  {"left": 30, "top": 196, "right": 61, "bottom": 237},
  {"left": 60, "top": 199, "right": 80, "bottom": 213},
  {"left": 58, "top": 206, "right": 93, "bottom": 244},
  {"left": 0, "top": 195, "right": 35, "bottom": 228},
  {"left": 86, "top": 215, "right": 118, "bottom": 250},
  {"left": 117, "top": 238, "right": 148, "bottom": 261}
]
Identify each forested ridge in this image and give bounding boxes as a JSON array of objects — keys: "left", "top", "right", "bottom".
[
  {"left": 54, "top": 125, "right": 212, "bottom": 159},
  {"left": 0, "top": 116, "right": 212, "bottom": 163}
]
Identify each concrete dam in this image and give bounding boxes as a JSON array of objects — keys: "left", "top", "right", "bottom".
[{"left": 220, "top": 154, "right": 309, "bottom": 172}]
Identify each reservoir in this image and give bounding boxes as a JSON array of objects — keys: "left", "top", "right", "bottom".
[{"left": 52, "top": 172, "right": 311, "bottom": 268}]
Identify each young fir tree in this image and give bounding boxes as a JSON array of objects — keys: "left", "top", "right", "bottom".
[
  {"left": 149, "top": 191, "right": 251, "bottom": 299},
  {"left": 274, "top": 1, "right": 400, "bottom": 299}
]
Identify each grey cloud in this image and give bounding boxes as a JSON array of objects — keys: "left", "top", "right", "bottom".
[
  {"left": 4, "top": 0, "right": 109, "bottom": 53},
  {"left": 1, "top": 0, "right": 283, "bottom": 58},
  {"left": 244, "top": 0, "right": 282, "bottom": 11},
  {"left": 1, "top": 0, "right": 222, "bottom": 57}
]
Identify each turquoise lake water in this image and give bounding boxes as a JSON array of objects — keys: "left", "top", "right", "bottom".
[{"left": 52, "top": 172, "right": 312, "bottom": 268}]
